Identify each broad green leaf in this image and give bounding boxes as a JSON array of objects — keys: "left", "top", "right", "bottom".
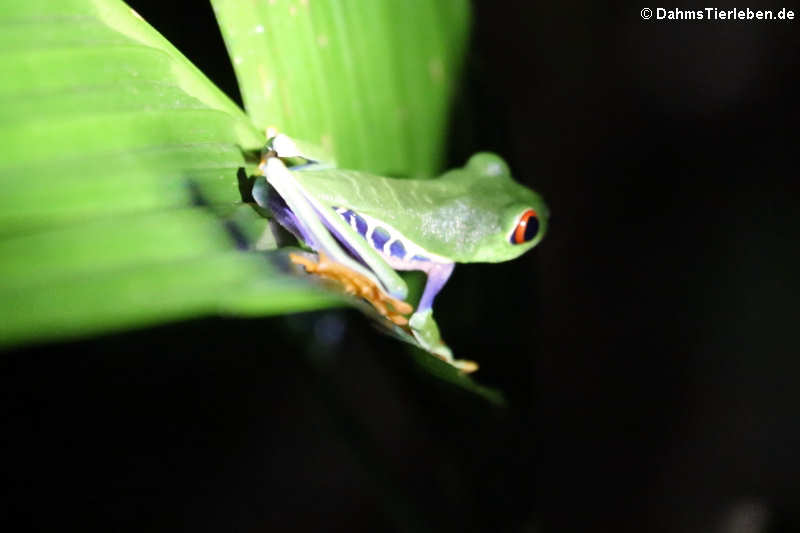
[
  {"left": 1, "top": 0, "right": 263, "bottom": 231},
  {"left": 0, "top": 1, "right": 499, "bottom": 403},
  {"left": 0, "top": 226, "right": 340, "bottom": 349},
  {"left": 0, "top": 0, "right": 338, "bottom": 347},
  {"left": 211, "top": 0, "right": 471, "bottom": 176}
]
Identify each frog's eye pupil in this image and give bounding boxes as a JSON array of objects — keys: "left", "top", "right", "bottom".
[{"left": 511, "top": 209, "right": 539, "bottom": 245}]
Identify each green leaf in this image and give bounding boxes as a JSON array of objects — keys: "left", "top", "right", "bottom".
[
  {"left": 0, "top": 0, "right": 497, "bottom": 403},
  {"left": 0, "top": 0, "right": 338, "bottom": 347},
  {"left": 211, "top": 0, "right": 471, "bottom": 176}
]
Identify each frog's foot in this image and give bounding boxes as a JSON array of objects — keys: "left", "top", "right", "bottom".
[
  {"left": 289, "top": 252, "right": 413, "bottom": 326},
  {"left": 409, "top": 310, "right": 479, "bottom": 374}
]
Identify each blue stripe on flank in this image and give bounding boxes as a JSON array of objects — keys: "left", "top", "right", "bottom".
[
  {"left": 371, "top": 226, "right": 391, "bottom": 250},
  {"left": 334, "top": 207, "right": 368, "bottom": 237},
  {"left": 411, "top": 255, "right": 430, "bottom": 262},
  {"left": 353, "top": 213, "right": 368, "bottom": 236},
  {"left": 389, "top": 240, "right": 406, "bottom": 259}
]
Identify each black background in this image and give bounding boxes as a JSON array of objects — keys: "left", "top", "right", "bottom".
[{"left": 4, "top": 2, "right": 800, "bottom": 532}]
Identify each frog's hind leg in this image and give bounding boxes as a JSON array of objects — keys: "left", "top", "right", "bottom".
[
  {"left": 261, "top": 157, "right": 367, "bottom": 275},
  {"left": 288, "top": 251, "right": 413, "bottom": 326},
  {"left": 261, "top": 182, "right": 411, "bottom": 323},
  {"left": 253, "top": 180, "right": 322, "bottom": 250},
  {"left": 255, "top": 173, "right": 370, "bottom": 270},
  {"left": 259, "top": 157, "right": 412, "bottom": 323}
]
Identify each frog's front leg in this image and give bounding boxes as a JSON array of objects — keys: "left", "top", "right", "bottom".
[{"left": 409, "top": 262, "right": 478, "bottom": 373}]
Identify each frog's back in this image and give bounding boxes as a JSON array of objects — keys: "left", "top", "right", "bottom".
[
  {"left": 290, "top": 167, "right": 521, "bottom": 262},
  {"left": 292, "top": 169, "right": 443, "bottom": 214}
]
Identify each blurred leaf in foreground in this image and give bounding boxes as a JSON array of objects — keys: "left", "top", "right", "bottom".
[{"left": 0, "top": 0, "right": 337, "bottom": 347}]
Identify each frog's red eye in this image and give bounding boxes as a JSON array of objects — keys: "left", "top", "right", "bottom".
[{"left": 510, "top": 209, "right": 539, "bottom": 244}]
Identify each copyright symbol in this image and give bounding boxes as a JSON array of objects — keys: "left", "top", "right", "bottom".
[{"left": 641, "top": 7, "right": 652, "bottom": 19}]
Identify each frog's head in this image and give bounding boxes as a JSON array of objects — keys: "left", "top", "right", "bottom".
[{"left": 463, "top": 153, "right": 549, "bottom": 263}]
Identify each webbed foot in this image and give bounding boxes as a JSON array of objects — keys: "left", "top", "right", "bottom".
[
  {"left": 289, "top": 252, "right": 412, "bottom": 325},
  {"left": 289, "top": 252, "right": 477, "bottom": 373},
  {"left": 409, "top": 309, "right": 478, "bottom": 373}
]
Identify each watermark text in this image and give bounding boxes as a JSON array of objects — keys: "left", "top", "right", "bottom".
[{"left": 641, "top": 7, "right": 795, "bottom": 21}]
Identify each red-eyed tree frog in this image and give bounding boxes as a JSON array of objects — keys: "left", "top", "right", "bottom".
[{"left": 254, "top": 134, "right": 548, "bottom": 372}]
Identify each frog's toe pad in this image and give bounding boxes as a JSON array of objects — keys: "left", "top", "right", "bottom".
[
  {"left": 289, "top": 252, "right": 412, "bottom": 325},
  {"left": 452, "top": 359, "right": 479, "bottom": 374},
  {"left": 429, "top": 342, "right": 479, "bottom": 374}
]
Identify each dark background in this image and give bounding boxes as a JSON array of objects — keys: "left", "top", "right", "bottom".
[{"left": 4, "top": 2, "right": 800, "bottom": 532}]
